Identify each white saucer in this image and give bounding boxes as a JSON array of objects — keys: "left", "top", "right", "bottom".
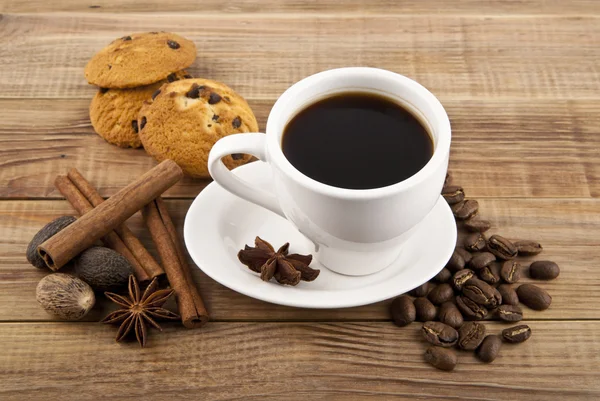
[{"left": 184, "top": 162, "right": 457, "bottom": 309}]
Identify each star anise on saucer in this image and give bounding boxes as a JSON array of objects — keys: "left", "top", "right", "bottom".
[
  {"left": 101, "top": 275, "right": 180, "bottom": 347},
  {"left": 237, "top": 236, "right": 320, "bottom": 286}
]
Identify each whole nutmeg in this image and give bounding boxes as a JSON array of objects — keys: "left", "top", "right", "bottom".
[
  {"left": 36, "top": 273, "right": 95, "bottom": 320},
  {"left": 26, "top": 216, "right": 77, "bottom": 269},
  {"left": 74, "top": 246, "right": 132, "bottom": 292}
]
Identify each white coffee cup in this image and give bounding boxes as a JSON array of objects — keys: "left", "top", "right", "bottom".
[{"left": 208, "top": 67, "right": 451, "bottom": 276}]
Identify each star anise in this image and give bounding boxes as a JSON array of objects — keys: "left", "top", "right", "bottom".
[
  {"left": 237, "top": 236, "right": 320, "bottom": 286},
  {"left": 101, "top": 275, "right": 180, "bottom": 347}
]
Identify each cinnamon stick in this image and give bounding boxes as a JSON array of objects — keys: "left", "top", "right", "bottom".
[
  {"left": 143, "top": 198, "right": 209, "bottom": 328},
  {"left": 66, "top": 168, "right": 164, "bottom": 279},
  {"left": 54, "top": 175, "right": 150, "bottom": 282},
  {"left": 39, "top": 160, "right": 183, "bottom": 270}
]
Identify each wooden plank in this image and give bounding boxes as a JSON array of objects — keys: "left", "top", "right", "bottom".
[
  {"left": 2, "top": 0, "right": 600, "bottom": 14},
  {"left": 1, "top": 98, "right": 598, "bottom": 198},
  {"left": 1, "top": 199, "right": 598, "bottom": 322},
  {"left": 0, "top": 321, "right": 598, "bottom": 400},
  {"left": 0, "top": 14, "right": 598, "bottom": 100}
]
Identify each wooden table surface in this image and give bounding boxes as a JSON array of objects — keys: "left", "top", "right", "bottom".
[{"left": 1, "top": 1, "right": 599, "bottom": 399}]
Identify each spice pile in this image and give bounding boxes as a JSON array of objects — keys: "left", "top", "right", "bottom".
[
  {"left": 389, "top": 172, "right": 559, "bottom": 371},
  {"left": 28, "top": 160, "right": 208, "bottom": 347}
]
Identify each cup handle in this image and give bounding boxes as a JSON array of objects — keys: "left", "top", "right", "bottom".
[{"left": 208, "top": 133, "right": 285, "bottom": 218}]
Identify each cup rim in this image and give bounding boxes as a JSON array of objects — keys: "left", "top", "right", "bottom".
[{"left": 265, "top": 67, "right": 451, "bottom": 199}]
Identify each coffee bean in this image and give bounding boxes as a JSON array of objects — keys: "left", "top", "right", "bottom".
[
  {"left": 438, "top": 302, "right": 464, "bottom": 329},
  {"left": 442, "top": 185, "right": 464, "bottom": 204},
  {"left": 514, "top": 240, "right": 543, "bottom": 256},
  {"left": 464, "top": 217, "right": 492, "bottom": 233},
  {"left": 131, "top": 120, "right": 138, "bottom": 133},
  {"left": 469, "top": 252, "right": 496, "bottom": 270},
  {"left": 517, "top": 284, "right": 552, "bottom": 310},
  {"left": 414, "top": 297, "right": 437, "bottom": 322},
  {"left": 390, "top": 295, "right": 415, "bottom": 327},
  {"left": 452, "top": 269, "right": 474, "bottom": 291},
  {"left": 409, "top": 282, "right": 431, "bottom": 297},
  {"left": 529, "top": 261, "right": 560, "bottom": 280},
  {"left": 498, "top": 284, "right": 519, "bottom": 306},
  {"left": 496, "top": 304, "right": 523, "bottom": 322},
  {"left": 479, "top": 263, "right": 501, "bottom": 285},
  {"left": 476, "top": 335, "right": 502, "bottom": 363},
  {"left": 452, "top": 199, "right": 479, "bottom": 220},
  {"left": 502, "top": 325, "right": 531, "bottom": 343},
  {"left": 151, "top": 89, "right": 161, "bottom": 100},
  {"left": 463, "top": 278, "right": 502, "bottom": 308},
  {"left": 140, "top": 116, "right": 147, "bottom": 130},
  {"left": 464, "top": 232, "right": 487, "bottom": 252},
  {"left": 487, "top": 235, "right": 518, "bottom": 260},
  {"left": 424, "top": 346, "right": 457, "bottom": 371},
  {"left": 208, "top": 92, "right": 222, "bottom": 104},
  {"left": 455, "top": 248, "right": 473, "bottom": 264},
  {"left": 456, "top": 295, "right": 488, "bottom": 320},
  {"left": 500, "top": 260, "right": 522, "bottom": 284},
  {"left": 444, "top": 172, "right": 452, "bottom": 186},
  {"left": 422, "top": 321, "right": 459, "bottom": 347},
  {"left": 458, "top": 321, "right": 486, "bottom": 350},
  {"left": 167, "top": 40, "right": 180, "bottom": 49},
  {"left": 232, "top": 116, "right": 242, "bottom": 128},
  {"left": 432, "top": 268, "right": 451, "bottom": 283},
  {"left": 445, "top": 250, "right": 466, "bottom": 272},
  {"left": 428, "top": 283, "right": 454, "bottom": 305}
]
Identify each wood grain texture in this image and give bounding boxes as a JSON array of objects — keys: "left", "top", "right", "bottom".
[
  {"left": 1, "top": 98, "right": 598, "bottom": 198},
  {"left": 2, "top": 199, "right": 598, "bottom": 321},
  {"left": 3, "top": 0, "right": 600, "bottom": 14},
  {"left": 0, "top": 14, "right": 599, "bottom": 100},
  {"left": 1, "top": 321, "right": 599, "bottom": 400}
]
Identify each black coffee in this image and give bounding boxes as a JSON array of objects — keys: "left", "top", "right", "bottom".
[{"left": 282, "top": 92, "right": 433, "bottom": 190}]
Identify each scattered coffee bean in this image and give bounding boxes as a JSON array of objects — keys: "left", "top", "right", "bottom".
[
  {"left": 469, "top": 252, "right": 496, "bottom": 270},
  {"left": 390, "top": 295, "right": 415, "bottom": 327},
  {"left": 496, "top": 304, "right": 523, "bottom": 322},
  {"left": 464, "top": 232, "right": 487, "bottom": 252},
  {"left": 463, "top": 278, "right": 502, "bottom": 308},
  {"left": 442, "top": 185, "right": 464, "bottom": 204},
  {"left": 487, "top": 235, "right": 518, "bottom": 260},
  {"left": 452, "top": 199, "right": 479, "bottom": 220},
  {"left": 464, "top": 217, "right": 492, "bottom": 233},
  {"left": 500, "top": 260, "right": 521, "bottom": 284},
  {"left": 517, "top": 284, "right": 552, "bottom": 310},
  {"left": 151, "top": 89, "right": 161, "bottom": 100},
  {"left": 438, "top": 302, "right": 464, "bottom": 329},
  {"left": 232, "top": 116, "right": 242, "bottom": 128},
  {"left": 498, "top": 284, "right": 519, "bottom": 306},
  {"left": 476, "top": 335, "right": 502, "bottom": 363},
  {"left": 140, "top": 116, "right": 147, "bottom": 130},
  {"left": 424, "top": 346, "right": 457, "bottom": 371},
  {"left": 414, "top": 297, "right": 437, "bottom": 322},
  {"left": 428, "top": 283, "right": 454, "bottom": 305},
  {"left": 479, "top": 263, "right": 501, "bottom": 285},
  {"left": 529, "top": 261, "right": 560, "bottom": 280},
  {"left": 502, "top": 325, "right": 531, "bottom": 343},
  {"left": 432, "top": 268, "right": 452, "bottom": 283},
  {"left": 456, "top": 295, "right": 488, "bottom": 320},
  {"left": 458, "top": 321, "right": 486, "bottom": 350},
  {"left": 422, "top": 321, "right": 459, "bottom": 347},
  {"left": 452, "top": 269, "right": 474, "bottom": 291},
  {"left": 167, "top": 40, "right": 180, "bottom": 49},
  {"left": 131, "top": 120, "right": 138, "bottom": 133},
  {"left": 455, "top": 248, "right": 473, "bottom": 264},
  {"left": 514, "top": 240, "right": 543, "bottom": 256},
  {"left": 208, "top": 92, "right": 222, "bottom": 104},
  {"left": 445, "top": 250, "right": 466, "bottom": 272},
  {"left": 409, "top": 282, "right": 431, "bottom": 297}
]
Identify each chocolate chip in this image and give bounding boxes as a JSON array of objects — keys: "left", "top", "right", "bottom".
[
  {"left": 224, "top": 96, "right": 231, "bottom": 103},
  {"left": 108, "top": 64, "right": 112, "bottom": 70},
  {"left": 186, "top": 84, "right": 200, "bottom": 99},
  {"left": 207, "top": 124, "right": 212, "bottom": 127},
  {"left": 151, "top": 89, "right": 161, "bottom": 100},
  {"left": 99, "top": 88, "right": 109, "bottom": 94},
  {"left": 131, "top": 120, "right": 139, "bottom": 133},
  {"left": 208, "top": 92, "right": 222, "bottom": 104},
  {"left": 167, "top": 73, "right": 178, "bottom": 82},
  {"left": 212, "top": 114, "right": 219, "bottom": 121},
  {"left": 140, "top": 116, "right": 147, "bottom": 130},
  {"left": 121, "top": 36, "right": 132, "bottom": 41},
  {"left": 232, "top": 117, "right": 242, "bottom": 128},
  {"left": 167, "top": 40, "right": 180, "bottom": 49},
  {"left": 183, "top": 74, "right": 193, "bottom": 79},
  {"left": 232, "top": 153, "right": 244, "bottom": 160}
]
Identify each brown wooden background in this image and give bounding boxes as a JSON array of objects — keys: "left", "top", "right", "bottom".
[{"left": 1, "top": 1, "right": 599, "bottom": 399}]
